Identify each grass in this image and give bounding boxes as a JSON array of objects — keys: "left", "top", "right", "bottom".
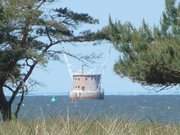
[{"left": 0, "top": 118, "right": 180, "bottom": 135}]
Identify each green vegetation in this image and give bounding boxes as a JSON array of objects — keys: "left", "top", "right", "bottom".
[
  {"left": 0, "top": 118, "right": 180, "bottom": 135},
  {"left": 101, "top": 0, "right": 180, "bottom": 89},
  {"left": 0, "top": 0, "right": 100, "bottom": 121}
]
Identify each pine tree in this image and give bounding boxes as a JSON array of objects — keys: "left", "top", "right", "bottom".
[
  {"left": 102, "top": 0, "right": 180, "bottom": 89},
  {"left": 0, "top": 0, "right": 100, "bottom": 121}
]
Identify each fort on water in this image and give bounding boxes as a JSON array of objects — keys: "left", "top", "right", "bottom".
[
  {"left": 63, "top": 46, "right": 109, "bottom": 100},
  {"left": 70, "top": 72, "right": 104, "bottom": 100}
]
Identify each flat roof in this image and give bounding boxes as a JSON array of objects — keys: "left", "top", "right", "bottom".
[{"left": 73, "top": 74, "right": 101, "bottom": 77}]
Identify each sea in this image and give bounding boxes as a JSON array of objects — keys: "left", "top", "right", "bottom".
[{"left": 13, "top": 95, "right": 180, "bottom": 123}]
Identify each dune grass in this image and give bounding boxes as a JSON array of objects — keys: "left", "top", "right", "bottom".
[{"left": 0, "top": 118, "right": 180, "bottom": 135}]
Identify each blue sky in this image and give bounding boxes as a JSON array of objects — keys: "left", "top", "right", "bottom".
[{"left": 30, "top": 0, "right": 180, "bottom": 95}]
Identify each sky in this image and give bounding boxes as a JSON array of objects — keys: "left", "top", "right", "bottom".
[{"left": 30, "top": 0, "right": 180, "bottom": 95}]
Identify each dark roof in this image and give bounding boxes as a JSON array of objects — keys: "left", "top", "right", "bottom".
[{"left": 73, "top": 74, "right": 101, "bottom": 77}]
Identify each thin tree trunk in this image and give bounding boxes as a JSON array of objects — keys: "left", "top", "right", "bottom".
[
  {"left": 15, "top": 90, "right": 25, "bottom": 119},
  {"left": 0, "top": 86, "right": 12, "bottom": 121}
]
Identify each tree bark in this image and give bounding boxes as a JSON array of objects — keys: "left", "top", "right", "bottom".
[{"left": 0, "top": 86, "right": 12, "bottom": 121}]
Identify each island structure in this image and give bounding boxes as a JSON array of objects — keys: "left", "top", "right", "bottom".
[{"left": 69, "top": 72, "right": 104, "bottom": 100}]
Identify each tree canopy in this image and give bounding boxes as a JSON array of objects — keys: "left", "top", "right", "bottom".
[
  {"left": 0, "top": 0, "right": 100, "bottom": 121},
  {"left": 101, "top": 0, "right": 180, "bottom": 88}
]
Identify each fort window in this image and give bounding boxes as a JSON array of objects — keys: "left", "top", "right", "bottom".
[
  {"left": 82, "top": 86, "right": 85, "bottom": 91},
  {"left": 85, "top": 78, "right": 88, "bottom": 80}
]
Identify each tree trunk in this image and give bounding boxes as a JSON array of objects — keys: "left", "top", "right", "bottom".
[
  {"left": 1, "top": 104, "right": 11, "bottom": 121},
  {"left": 0, "top": 86, "right": 12, "bottom": 121}
]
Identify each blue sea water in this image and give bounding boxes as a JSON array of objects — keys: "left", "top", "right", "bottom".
[{"left": 14, "top": 95, "right": 180, "bottom": 123}]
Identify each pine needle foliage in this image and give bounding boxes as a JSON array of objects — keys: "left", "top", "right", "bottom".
[
  {"left": 0, "top": 0, "right": 100, "bottom": 121},
  {"left": 102, "top": 0, "right": 180, "bottom": 87}
]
